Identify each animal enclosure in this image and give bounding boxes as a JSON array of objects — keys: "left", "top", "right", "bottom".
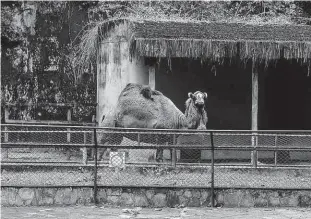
[
  {"left": 96, "top": 19, "right": 311, "bottom": 162},
  {"left": 2, "top": 124, "right": 311, "bottom": 191}
]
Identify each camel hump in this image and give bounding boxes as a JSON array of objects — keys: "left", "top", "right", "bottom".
[
  {"left": 140, "top": 86, "right": 163, "bottom": 99},
  {"left": 140, "top": 86, "right": 153, "bottom": 99}
]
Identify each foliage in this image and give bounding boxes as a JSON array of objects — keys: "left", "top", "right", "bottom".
[
  {"left": 76, "top": 1, "right": 310, "bottom": 73},
  {"left": 87, "top": 1, "right": 308, "bottom": 23},
  {"left": 1, "top": 1, "right": 96, "bottom": 122}
]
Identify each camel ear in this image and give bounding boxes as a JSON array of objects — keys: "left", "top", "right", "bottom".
[
  {"left": 204, "top": 92, "right": 208, "bottom": 99},
  {"left": 188, "top": 92, "right": 194, "bottom": 98}
]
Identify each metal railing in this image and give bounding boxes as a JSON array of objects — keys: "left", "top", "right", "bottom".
[{"left": 1, "top": 124, "right": 311, "bottom": 205}]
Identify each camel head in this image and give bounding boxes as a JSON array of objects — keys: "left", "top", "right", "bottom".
[
  {"left": 185, "top": 91, "right": 208, "bottom": 130},
  {"left": 188, "top": 91, "right": 208, "bottom": 109}
]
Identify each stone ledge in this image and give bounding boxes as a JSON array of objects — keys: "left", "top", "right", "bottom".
[{"left": 1, "top": 187, "right": 311, "bottom": 207}]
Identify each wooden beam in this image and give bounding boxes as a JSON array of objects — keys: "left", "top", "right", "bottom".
[
  {"left": 96, "top": 43, "right": 101, "bottom": 124},
  {"left": 149, "top": 66, "right": 155, "bottom": 90},
  {"left": 251, "top": 60, "right": 259, "bottom": 167}
]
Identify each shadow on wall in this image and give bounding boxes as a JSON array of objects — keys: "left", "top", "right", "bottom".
[
  {"left": 260, "top": 59, "right": 311, "bottom": 130},
  {"left": 155, "top": 58, "right": 252, "bottom": 130}
]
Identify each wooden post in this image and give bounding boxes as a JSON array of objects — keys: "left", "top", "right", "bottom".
[
  {"left": 66, "top": 108, "right": 72, "bottom": 161},
  {"left": 96, "top": 44, "right": 100, "bottom": 124},
  {"left": 274, "top": 135, "right": 278, "bottom": 166},
  {"left": 251, "top": 60, "right": 258, "bottom": 167},
  {"left": 210, "top": 131, "right": 215, "bottom": 208},
  {"left": 67, "top": 108, "right": 71, "bottom": 143},
  {"left": 149, "top": 66, "right": 155, "bottom": 90},
  {"left": 149, "top": 65, "right": 156, "bottom": 161},
  {"left": 82, "top": 131, "right": 87, "bottom": 165},
  {"left": 93, "top": 128, "right": 98, "bottom": 204},
  {"left": 4, "top": 108, "right": 9, "bottom": 142},
  {"left": 172, "top": 134, "right": 176, "bottom": 167},
  {"left": 91, "top": 115, "right": 96, "bottom": 160},
  {"left": 2, "top": 108, "right": 9, "bottom": 159}
]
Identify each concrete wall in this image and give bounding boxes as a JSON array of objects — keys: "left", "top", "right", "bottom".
[
  {"left": 2, "top": 187, "right": 311, "bottom": 207},
  {"left": 97, "top": 23, "right": 149, "bottom": 123}
]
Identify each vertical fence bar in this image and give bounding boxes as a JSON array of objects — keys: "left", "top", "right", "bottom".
[
  {"left": 251, "top": 59, "right": 259, "bottom": 167},
  {"left": 83, "top": 131, "right": 87, "bottom": 165},
  {"left": 66, "top": 108, "right": 72, "bottom": 160},
  {"left": 172, "top": 134, "right": 176, "bottom": 167},
  {"left": 93, "top": 128, "right": 98, "bottom": 205},
  {"left": 2, "top": 108, "right": 9, "bottom": 159},
  {"left": 137, "top": 132, "right": 140, "bottom": 163},
  {"left": 274, "top": 135, "right": 278, "bottom": 166},
  {"left": 252, "top": 133, "right": 258, "bottom": 168},
  {"left": 210, "top": 131, "right": 215, "bottom": 208},
  {"left": 67, "top": 109, "right": 71, "bottom": 143},
  {"left": 91, "top": 115, "right": 96, "bottom": 159}
]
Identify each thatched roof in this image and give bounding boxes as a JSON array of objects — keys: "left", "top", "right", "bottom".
[{"left": 99, "top": 19, "right": 310, "bottom": 66}]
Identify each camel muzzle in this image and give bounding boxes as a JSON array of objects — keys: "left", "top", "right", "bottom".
[{"left": 195, "top": 101, "right": 205, "bottom": 107}]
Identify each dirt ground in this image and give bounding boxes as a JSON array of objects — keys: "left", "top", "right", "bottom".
[
  {"left": 2, "top": 165, "right": 311, "bottom": 189},
  {"left": 2, "top": 206, "right": 311, "bottom": 219}
]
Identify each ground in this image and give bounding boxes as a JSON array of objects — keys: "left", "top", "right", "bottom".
[
  {"left": 2, "top": 165, "right": 311, "bottom": 189},
  {"left": 2, "top": 206, "right": 311, "bottom": 219}
]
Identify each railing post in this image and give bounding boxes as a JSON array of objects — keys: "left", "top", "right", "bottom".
[
  {"left": 210, "top": 131, "right": 215, "bottom": 208},
  {"left": 82, "top": 131, "right": 87, "bottom": 165},
  {"left": 274, "top": 135, "right": 278, "bottom": 166},
  {"left": 93, "top": 128, "right": 98, "bottom": 205},
  {"left": 172, "top": 134, "right": 176, "bottom": 167},
  {"left": 66, "top": 108, "right": 72, "bottom": 160},
  {"left": 2, "top": 108, "right": 9, "bottom": 159},
  {"left": 252, "top": 133, "right": 258, "bottom": 168},
  {"left": 67, "top": 108, "right": 71, "bottom": 143},
  {"left": 251, "top": 59, "right": 258, "bottom": 167},
  {"left": 91, "top": 115, "right": 96, "bottom": 160}
]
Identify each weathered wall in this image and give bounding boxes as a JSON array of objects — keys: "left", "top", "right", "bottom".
[
  {"left": 97, "top": 23, "right": 149, "bottom": 123},
  {"left": 2, "top": 187, "right": 311, "bottom": 207}
]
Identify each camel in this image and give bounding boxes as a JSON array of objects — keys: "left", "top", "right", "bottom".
[{"left": 98, "top": 83, "right": 208, "bottom": 162}]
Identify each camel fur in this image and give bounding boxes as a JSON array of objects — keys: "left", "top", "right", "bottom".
[{"left": 98, "top": 83, "right": 208, "bottom": 161}]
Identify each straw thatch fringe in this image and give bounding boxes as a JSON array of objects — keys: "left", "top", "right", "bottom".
[
  {"left": 76, "top": 18, "right": 311, "bottom": 78},
  {"left": 133, "top": 38, "right": 311, "bottom": 66},
  {"left": 75, "top": 19, "right": 132, "bottom": 71}
]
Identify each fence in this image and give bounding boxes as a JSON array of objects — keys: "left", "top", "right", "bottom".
[
  {"left": 3, "top": 103, "right": 97, "bottom": 164},
  {"left": 1, "top": 124, "right": 311, "bottom": 205}
]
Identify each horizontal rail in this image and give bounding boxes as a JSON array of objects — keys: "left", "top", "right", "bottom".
[
  {"left": 0, "top": 162, "right": 91, "bottom": 167},
  {"left": 2, "top": 130, "right": 94, "bottom": 133},
  {"left": 3, "top": 129, "right": 311, "bottom": 137},
  {"left": 1, "top": 143, "right": 95, "bottom": 148},
  {"left": 2, "top": 184, "right": 311, "bottom": 190},
  {"left": 2, "top": 160, "right": 82, "bottom": 164},
  {"left": 2, "top": 142, "right": 311, "bottom": 151},
  {"left": 2, "top": 161, "right": 311, "bottom": 170},
  {"left": 4, "top": 120, "right": 96, "bottom": 126},
  {"left": 4, "top": 102, "right": 97, "bottom": 107},
  {"left": 2, "top": 123, "right": 311, "bottom": 134}
]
